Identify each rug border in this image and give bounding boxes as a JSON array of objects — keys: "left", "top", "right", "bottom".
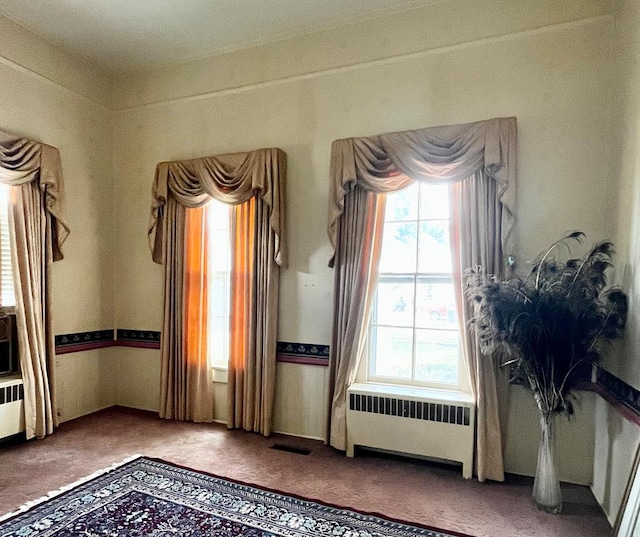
[
  {"left": 0, "top": 454, "right": 144, "bottom": 524},
  {"left": 144, "top": 456, "right": 476, "bottom": 537}
]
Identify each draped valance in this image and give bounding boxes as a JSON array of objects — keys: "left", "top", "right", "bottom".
[
  {"left": 0, "top": 131, "right": 70, "bottom": 260},
  {"left": 328, "top": 117, "right": 516, "bottom": 266},
  {"left": 149, "top": 147, "right": 287, "bottom": 267}
]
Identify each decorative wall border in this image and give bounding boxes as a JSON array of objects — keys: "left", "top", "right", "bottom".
[
  {"left": 48, "top": 331, "right": 640, "bottom": 425},
  {"left": 276, "top": 341, "right": 330, "bottom": 366},
  {"left": 115, "top": 329, "right": 161, "bottom": 349},
  {"left": 55, "top": 330, "right": 330, "bottom": 367},
  {"left": 594, "top": 367, "right": 640, "bottom": 427},
  {"left": 55, "top": 330, "right": 115, "bottom": 354}
]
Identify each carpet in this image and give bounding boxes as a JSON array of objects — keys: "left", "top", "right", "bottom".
[{"left": 0, "top": 456, "right": 473, "bottom": 537}]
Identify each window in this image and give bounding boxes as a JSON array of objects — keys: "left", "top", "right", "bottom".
[
  {"left": 369, "top": 182, "right": 461, "bottom": 389},
  {"left": 206, "top": 198, "right": 231, "bottom": 370},
  {"left": 0, "top": 184, "right": 14, "bottom": 309}
]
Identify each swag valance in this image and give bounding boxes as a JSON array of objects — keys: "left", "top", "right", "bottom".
[
  {"left": 328, "top": 117, "right": 516, "bottom": 265},
  {"left": 0, "top": 131, "right": 70, "bottom": 260},
  {"left": 149, "top": 147, "right": 287, "bottom": 267}
]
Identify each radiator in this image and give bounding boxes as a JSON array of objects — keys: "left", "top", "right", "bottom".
[
  {"left": 0, "top": 376, "right": 25, "bottom": 439},
  {"left": 346, "top": 382, "right": 475, "bottom": 478}
]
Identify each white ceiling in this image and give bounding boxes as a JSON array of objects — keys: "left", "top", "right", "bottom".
[{"left": 0, "top": 0, "right": 435, "bottom": 73}]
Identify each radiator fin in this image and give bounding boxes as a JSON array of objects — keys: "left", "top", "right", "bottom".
[
  {"left": 349, "top": 392, "right": 470, "bottom": 426},
  {"left": 0, "top": 383, "right": 24, "bottom": 406}
]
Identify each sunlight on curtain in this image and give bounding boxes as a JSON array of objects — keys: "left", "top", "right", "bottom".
[
  {"left": 184, "top": 205, "right": 209, "bottom": 367},
  {"left": 229, "top": 197, "right": 256, "bottom": 383}
]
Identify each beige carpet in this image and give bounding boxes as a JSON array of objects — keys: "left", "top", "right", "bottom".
[{"left": 0, "top": 406, "right": 610, "bottom": 537}]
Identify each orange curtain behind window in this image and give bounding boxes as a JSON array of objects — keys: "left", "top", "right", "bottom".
[
  {"left": 160, "top": 203, "right": 215, "bottom": 422},
  {"left": 183, "top": 205, "right": 215, "bottom": 420},
  {"left": 228, "top": 196, "right": 279, "bottom": 435}
]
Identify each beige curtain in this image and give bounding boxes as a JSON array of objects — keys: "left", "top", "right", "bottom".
[
  {"left": 327, "top": 187, "right": 386, "bottom": 449},
  {"left": 327, "top": 118, "right": 516, "bottom": 481},
  {"left": 0, "top": 134, "right": 70, "bottom": 440},
  {"left": 159, "top": 199, "right": 215, "bottom": 421},
  {"left": 450, "top": 171, "right": 511, "bottom": 482},
  {"left": 149, "top": 148, "right": 286, "bottom": 432},
  {"left": 228, "top": 196, "right": 280, "bottom": 434}
]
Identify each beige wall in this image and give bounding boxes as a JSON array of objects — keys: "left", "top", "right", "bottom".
[
  {"left": 592, "top": 0, "right": 640, "bottom": 524},
  {"left": 112, "top": 0, "right": 616, "bottom": 484},
  {"left": 0, "top": 17, "right": 116, "bottom": 421}
]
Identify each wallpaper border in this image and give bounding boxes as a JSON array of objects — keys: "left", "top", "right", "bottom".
[
  {"left": 54, "top": 330, "right": 330, "bottom": 366},
  {"left": 52, "top": 330, "right": 640, "bottom": 425},
  {"left": 594, "top": 366, "right": 640, "bottom": 427}
]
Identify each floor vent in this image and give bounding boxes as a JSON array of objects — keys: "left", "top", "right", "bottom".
[{"left": 271, "top": 444, "right": 311, "bottom": 455}]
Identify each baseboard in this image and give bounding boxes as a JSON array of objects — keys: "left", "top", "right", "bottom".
[{"left": 272, "top": 429, "right": 324, "bottom": 442}]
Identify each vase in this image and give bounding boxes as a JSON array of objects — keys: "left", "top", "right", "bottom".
[{"left": 532, "top": 413, "right": 562, "bottom": 513}]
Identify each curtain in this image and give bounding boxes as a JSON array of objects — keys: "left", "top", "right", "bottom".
[
  {"left": 450, "top": 171, "right": 511, "bottom": 482},
  {"left": 327, "top": 186, "right": 386, "bottom": 449},
  {"left": 159, "top": 201, "right": 214, "bottom": 421},
  {"left": 0, "top": 134, "right": 69, "bottom": 440},
  {"left": 150, "top": 148, "right": 286, "bottom": 432},
  {"left": 228, "top": 197, "right": 280, "bottom": 434},
  {"left": 327, "top": 118, "right": 516, "bottom": 481}
]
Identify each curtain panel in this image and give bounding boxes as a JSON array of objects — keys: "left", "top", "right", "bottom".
[
  {"left": 326, "top": 118, "right": 516, "bottom": 482},
  {"left": 0, "top": 131, "right": 70, "bottom": 440},
  {"left": 149, "top": 147, "right": 286, "bottom": 433}
]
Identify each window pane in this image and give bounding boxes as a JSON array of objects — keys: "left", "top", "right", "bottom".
[
  {"left": 379, "top": 222, "right": 417, "bottom": 273},
  {"left": 414, "top": 329, "right": 459, "bottom": 384},
  {"left": 209, "top": 316, "right": 228, "bottom": 364},
  {"left": 0, "top": 185, "right": 14, "bottom": 307},
  {"left": 418, "top": 220, "right": 451, "bottom": 273},
  {"left": 375, "top": 280, "right": 414, "bottom": 327},
  {"left": 371, "top": 326, "right": 413, "bottom": 379},
  {"left": 419, "top": 183, "right": 449, "bottom": 220},
  {"left": 415, "top": 281, "right": 457, "bottom": 328},
  {"left": 384, "top": 182, "right": 418, "bottom": 222},
  {"left": 209, "top": 229, "right": 230, "bottom": 272},
  {"left": 208, "top": 198, "right": 230, "bottom": 229},
  {"left": 207, "top": 199, "right": 231, "bottom": 369}
]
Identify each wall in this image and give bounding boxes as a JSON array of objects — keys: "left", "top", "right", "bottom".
[
  {"left": 112, "top": 0, "right": 616, "bottom": 483},
  {"left": 592, "top": 0, "right": 640, "bottom": 524},
  {"left": 0, "top": 16, "right": 117, "bottom": 422}
]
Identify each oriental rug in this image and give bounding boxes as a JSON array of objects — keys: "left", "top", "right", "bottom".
[{"left": 0, "top": 456, "right": 472, "bottom": 537}]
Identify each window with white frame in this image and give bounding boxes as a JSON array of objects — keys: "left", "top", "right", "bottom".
[
  {"left": 0, "top": 184, "right": 15, "bottom": 309},
  {"left": 368, "top": 181, "right": 461, "bottom": 389},
  {"left": 206, "top": 198, "right": 231, "bottom": 370}
]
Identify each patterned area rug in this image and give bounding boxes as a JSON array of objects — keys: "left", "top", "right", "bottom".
[{"left": 0, "top": 457, "right": 472, "bottom": 537}]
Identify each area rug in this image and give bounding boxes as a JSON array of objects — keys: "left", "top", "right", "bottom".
[{"left": 0, "top": 456, "right": 473, "bottom": 537}]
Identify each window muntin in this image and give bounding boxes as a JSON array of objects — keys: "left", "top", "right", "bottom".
[
  {"left": 369, "top": 182, "right": 461, "bottom": 388},
  {"left": 206, "top": 198, "right": 231, "bottom": 370}
]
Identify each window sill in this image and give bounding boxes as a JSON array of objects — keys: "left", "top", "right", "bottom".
[
  {"left": 351, "top": 382, "right": 473, "bottom": 404},
  {"left": 0, "top": 374, "right": 22, "bottom": 387},
  {"left": 211, "top": 367, "right": 228, "bottom": 384}
]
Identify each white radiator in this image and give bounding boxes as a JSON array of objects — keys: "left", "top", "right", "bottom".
[
  {"left": 0, "top": 375, "right": 25, "bottom": 440},
  {"left": 346, "top": 383, "right": 475, "bottom": 478}
]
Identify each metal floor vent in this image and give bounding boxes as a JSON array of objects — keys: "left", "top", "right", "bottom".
[
  {"left": 271, "top": 444, "right": 311, "bottom": 455},
  {"left": 349, "top": 393, "right": 471, "bottom": 426}
]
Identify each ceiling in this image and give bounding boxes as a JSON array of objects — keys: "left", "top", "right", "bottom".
[{"left": 0, "top": 0, "right": 436, "bottom": 73}]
